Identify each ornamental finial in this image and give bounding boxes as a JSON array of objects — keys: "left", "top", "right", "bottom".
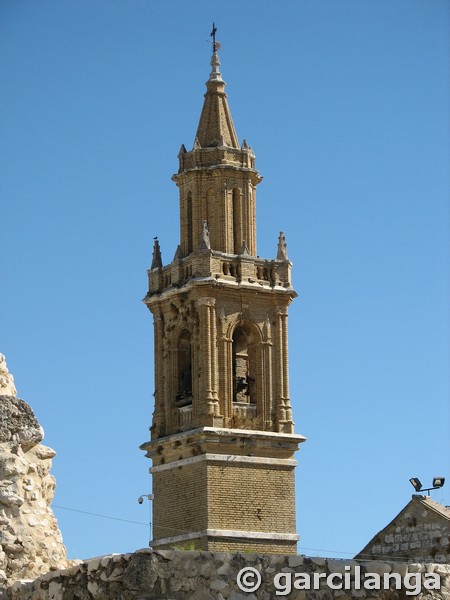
[
  {"left": 151, "top": 237, "right": 162, "bottom": 269},
  {"left": 277, "top": 231, "right": 289, "bottom": 260},
  {"left": 209, "top": 50, "right": 223, "bottom": 82}
]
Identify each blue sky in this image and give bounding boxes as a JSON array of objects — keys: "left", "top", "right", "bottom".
[{"left": 1, "top": 1, "right": 449, "bottom": 560}]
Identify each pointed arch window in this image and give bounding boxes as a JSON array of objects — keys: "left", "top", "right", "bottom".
[
  {"left": 232, "top": 188, "right": 242, "bottom": 254},
  {"left": 232, "top": 326, "right": 256, "bottom": 405},
  {"left": 186, "top": 192, "right": 193, "bottom": 255},
  {"left": 176, "top": 330, "right": 192, "bottom": 405}
]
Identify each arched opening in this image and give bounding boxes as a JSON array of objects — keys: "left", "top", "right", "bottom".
[
  {"left": 186, "top": 192, "right": 193, "bottom": 255},
  {"left": 232, "top": 326, "right": 256, "bottom": 405},
  {"left": 232, "top": 188, "right": 241, "bottom": 254},
  {"left": 176, "top": 330, "right": 192, "bottom": 404}
]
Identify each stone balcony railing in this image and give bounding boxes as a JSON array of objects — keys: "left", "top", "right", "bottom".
[
  {"left": 232, "top": 402, "right": 257, "bottom": 420},
  {"left": 178, "top": 404, "right": 193, "bottom": 430},
  {"left": 176, "top": 145, "right": 256, "bottom": 173},
  {"left": 147, "top": 250, "right": 292, "bottom": 296}
]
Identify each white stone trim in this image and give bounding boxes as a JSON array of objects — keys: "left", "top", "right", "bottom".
[
  {"left": 150, "top": 453, "right": 298, "bottom": 473},
  {"left": 140, "top": 426, "right": 306, "bottom": 454},
  {"left": 151, "top": 529, "right": 299, "bottom": 547}
]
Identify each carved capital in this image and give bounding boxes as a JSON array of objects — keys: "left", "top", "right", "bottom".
[
  {"left": 218, "top": 306, "right": 227, "bottom": 323},
  {"left": 196, "top": 297, "right": 216, "bottom": 308}
]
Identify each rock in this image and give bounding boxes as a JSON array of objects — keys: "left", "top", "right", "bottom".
[
  {"left": 33, "top": 446, "right": 56, "bottom": 461},
  {"left": 0, "top": 491, "right": 23, "bottom": 508},
  {"left": 210, "top": 578, "right": 228, "bottom": 591},
  {"left": 363, "top": 561, "right": 391, "bottom": 576},
  {"left": 289, "top": 555, "right": 304, "bottom": 568},
  {"left": 0, "top": 397, "right": 43, "bottom": 449},
  {"left": 0, "top": 355, "right": 17, "bottom": 397},
  {"left": 0, "top": 357, "right": 67, "bottom": 590}
]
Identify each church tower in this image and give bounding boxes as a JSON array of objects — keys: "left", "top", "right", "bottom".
[{"left": 140, "top": 47, "right": 306, "bottom": 555}]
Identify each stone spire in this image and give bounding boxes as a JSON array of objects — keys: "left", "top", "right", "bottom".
[
  {"left": 151, "top": 238, "right": 162, "bottom": 270},
  {"left": 277, "top": 231, "right": 289, "bottom": 260},
  {"left": 194, "top": 51, "right": 239, "bottom": 149}
]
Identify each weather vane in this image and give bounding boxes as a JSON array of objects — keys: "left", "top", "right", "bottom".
[{"left": 210, "top": 22, "right": 221, "bottom": 52}]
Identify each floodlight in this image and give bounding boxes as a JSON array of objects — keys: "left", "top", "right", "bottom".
[
  {"left": 432, "top": 477, "right": 445, "bottom": 488},
  {"left": 409, "top": 477, "right": 422, "bottom": 492}
]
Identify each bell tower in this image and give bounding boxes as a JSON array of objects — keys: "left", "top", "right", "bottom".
[{"left": 140, "top": 47, "right": 306, "bottom": 555}]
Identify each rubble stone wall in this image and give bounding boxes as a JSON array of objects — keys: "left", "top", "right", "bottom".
[
  {"left": 6, "top": 549, "right": 450, "bottom": 600},
  {"left": 357, "top": 496, "right": 450, "bottom": 564}
]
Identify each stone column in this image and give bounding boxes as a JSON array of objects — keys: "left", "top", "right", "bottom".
[
  {"left": 152, "top": 314, "right": 166, "bottom": 438},
  {"left": 196, "top": 297, "right": 216, "bottom": 421},
  {"left": 281, "top": 306, "right": 294, "bottom": 432},
  {"left": 261, "top": 316, "right": 274, "bottom": 431},
  {"left": 191, "top": 313, "right": 200, "bottom": 425},
  {"left": 169, "top": 335, "right": 178, "bottom": 432},
  {"left": 275, "top": 306, "right": 286, "bottom": 430},
  {"left": 217, "top": 307, "right": 232, "bottom": 425},
  {"left": 209, "top": 300, "right": 219, "bottom": 411},
  {"left": 224, "top": 183, "right": 234, "bottom": 254},
  {"left": 162, "top": 318, "right": 172, "bottom": 435},
  {"left": 246, "top": 181, "right": 256, "bottom": 256}
]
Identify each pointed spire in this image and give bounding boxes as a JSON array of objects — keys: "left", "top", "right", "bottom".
[
  {"left": 240, "top": 240, "right": 250, "bottom": 255},
  {"left": 173, "top": 245, "right": 182, "bottom": 260},
  {"left": 277, "top": 231, "right": 289, "bottom": 260},
  {"left": 151, "top": 237, "right": 162, "bottom": 269},
  {"left": 194, "top": 52, "right": 239, "bottom": 149}
]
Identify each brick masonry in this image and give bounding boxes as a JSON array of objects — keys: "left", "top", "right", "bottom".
[{"left": 141, "top": 50, "right": 306, "bottom": 554}]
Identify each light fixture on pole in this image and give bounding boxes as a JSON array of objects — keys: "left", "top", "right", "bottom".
[
  {"left": 137, "top": 494, "right": 154, "bottom": 545},
  {"left": 409, "top": 477, "right": 445, "bottom": 496},
  {"left": 409, "top": 477, "right": 422, "bottom": 492},
  {"left": 432, "top": 477, "right": 445, "bottom": 488}
]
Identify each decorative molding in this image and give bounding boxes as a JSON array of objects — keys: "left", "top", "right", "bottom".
[
  {"left": 150, "top": 453, "right": 298, "bottom": 473},
  {"left": 151, "top": 529, "right": 299, "bottom": 547}
]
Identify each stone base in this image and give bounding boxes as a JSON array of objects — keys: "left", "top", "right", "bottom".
[
  {"left": 141, "top": 427, "right": 306, "bottom": 555},
  {"left": 151, "top": 529, "right": 299, "bottom": 555}
]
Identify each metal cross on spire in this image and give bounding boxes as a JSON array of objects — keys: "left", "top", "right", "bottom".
[{"left": 210, "top": 22, "right": 218, "bottom": 52}]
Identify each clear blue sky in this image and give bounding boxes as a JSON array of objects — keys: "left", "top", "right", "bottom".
[{"left": 1, "top": 1, "right": 449, "bottom": 560}]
